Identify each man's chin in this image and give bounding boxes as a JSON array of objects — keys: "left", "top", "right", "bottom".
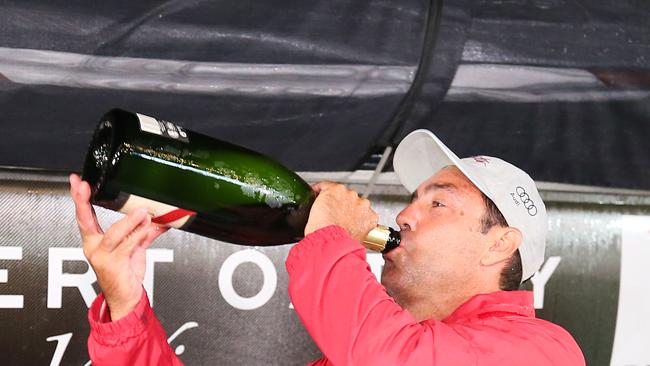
[{"left": 380, "top": 266, "right": 398, "bottom": 291}]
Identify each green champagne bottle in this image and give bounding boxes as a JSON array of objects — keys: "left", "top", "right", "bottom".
[{"left": 82, "top": 109, "right": 399, "bottom": 252}]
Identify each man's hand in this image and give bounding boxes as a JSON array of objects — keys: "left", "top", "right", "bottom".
[
  {"left": 69, "top": 174, "right": 168, "bottom": 320},
  {"left": 304, "top": 182, "right": 379, "bottom": 241}
]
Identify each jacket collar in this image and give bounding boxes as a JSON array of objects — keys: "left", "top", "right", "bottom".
[{"left": 441, "top": 290, "right": 535, "bottom": 324}]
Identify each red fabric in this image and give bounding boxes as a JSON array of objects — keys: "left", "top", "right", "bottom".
[
  {"left": 286, "top": 225, "right": 586, "bottom": 366},
  {"left": 86, "top": 225, "right": 585, "bottom": 365},
  {"left": 87, "top": 290, "right": 184, "bottom": 366},
  {"left": 151, "top": 208, "right": 196, "bottom": 225}
]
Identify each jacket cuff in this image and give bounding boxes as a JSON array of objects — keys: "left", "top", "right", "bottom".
[
  {"left": 88, "top": 290, "right": 153, "bottom": 346},
  {"left": 286, "top": 225, "right": 364, "bottom": 274}
]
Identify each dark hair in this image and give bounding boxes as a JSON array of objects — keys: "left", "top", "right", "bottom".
[{"left": 480, "top": 194, "right": 522, "bottom": 291}]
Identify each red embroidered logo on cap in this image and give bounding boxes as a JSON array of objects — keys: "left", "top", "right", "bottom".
[{"left": 472, "top": 156, "right": 490, "bottom": 166}]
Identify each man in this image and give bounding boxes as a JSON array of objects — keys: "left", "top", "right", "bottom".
[{"left": 70, "top": 129, "right": 585, "bottom": 365}]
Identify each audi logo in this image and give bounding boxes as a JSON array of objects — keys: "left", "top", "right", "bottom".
[{"left": 515, "top": 186, "right": 538, "bottom": 216}]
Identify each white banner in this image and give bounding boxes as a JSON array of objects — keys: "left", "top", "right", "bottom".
[{"left": 611, "top": 215, "right": 650, "bottom": 366}]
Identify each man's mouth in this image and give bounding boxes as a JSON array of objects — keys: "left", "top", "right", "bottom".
[{"left": 382, "top": 245, "right": 402, "bottom": 261}]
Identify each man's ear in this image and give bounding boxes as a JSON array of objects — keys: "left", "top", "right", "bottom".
[{"left": 480, "top": 227, "right": 522, "bottom": 267}]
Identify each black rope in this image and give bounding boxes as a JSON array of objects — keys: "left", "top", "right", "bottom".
[{"left": 379, "top": 0, "right": 444, "bottom": 147}]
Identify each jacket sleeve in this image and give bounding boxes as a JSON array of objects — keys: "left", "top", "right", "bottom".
[
  {"left": 286, "top": 225, "right": 475, "bottom": 366},
  {"left": 87, "top": 289, "right": 184, "bottom": 366}
]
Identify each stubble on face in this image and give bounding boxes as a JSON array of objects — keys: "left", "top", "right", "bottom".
[{"left": 382, "top": 254, "right": 437, "bottom": 310}]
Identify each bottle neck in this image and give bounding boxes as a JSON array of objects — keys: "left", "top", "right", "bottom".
[{"left": 362, "top": 225, "right": 400, "bottom": 253}]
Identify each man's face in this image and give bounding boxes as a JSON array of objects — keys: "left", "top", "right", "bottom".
[{"left": 381, "top": 166, "right": 490, "bottom": 309}]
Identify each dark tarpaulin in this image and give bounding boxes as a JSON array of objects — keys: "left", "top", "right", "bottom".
[
  {"left": 420, "top": 100, "right": 650, "bottom": 189},
  {"left": 0, "top": 0, "right": 446, "bottom": 172},
  {"left": 387, "top": 0, "right": 650, "bottom": 190},
  {"left": 0, "top": 0, "right": 649, "bottom": 190}
]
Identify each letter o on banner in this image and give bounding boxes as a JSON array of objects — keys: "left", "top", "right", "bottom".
[{"left": 218, "top": 249, "right": 277, "bottom": 310}]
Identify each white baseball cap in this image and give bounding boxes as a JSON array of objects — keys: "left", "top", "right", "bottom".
[{"left": 393, "top": 129, "right": 547, "bottom": 282}]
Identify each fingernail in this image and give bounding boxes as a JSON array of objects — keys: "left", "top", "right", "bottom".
[{"left": 133, "top": 208, "right": 147, "bottom": 220}]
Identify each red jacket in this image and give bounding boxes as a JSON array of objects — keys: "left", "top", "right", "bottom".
[
  {"left": 286, "top": 226, "right": 585, "bottom": 366},
  {"left": 87, "top": 225, "right": 585, "bottom": 365}
]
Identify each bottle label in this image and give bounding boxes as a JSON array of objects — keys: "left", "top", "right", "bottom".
[
  {"left": 137, "top": 113, "right": 190, "bottom": 143},
  {"left": 118, "top": 193, "right": 196, "bottom": 229}
]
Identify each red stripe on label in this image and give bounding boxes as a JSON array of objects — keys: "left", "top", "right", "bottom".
[{"left": 152, "top": 209, "right": 196, "bottom": 225}]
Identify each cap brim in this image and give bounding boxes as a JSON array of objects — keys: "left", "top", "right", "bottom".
[
  {"left": 393, "top": 130, "right": 458, "bottom": 192},
  {"left": 394, "top": 129, "right": 492, "bottom": 195}
]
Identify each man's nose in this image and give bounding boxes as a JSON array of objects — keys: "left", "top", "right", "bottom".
[{"left": 396, "top": 203, "right": 417, "bottom": 231}]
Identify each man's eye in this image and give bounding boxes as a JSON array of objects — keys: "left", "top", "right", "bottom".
[{"left": 432, "top": 201, "right": 445, "bottom": 208}]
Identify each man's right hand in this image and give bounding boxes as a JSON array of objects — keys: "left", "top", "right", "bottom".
[
  {"left": 69, "top": 174, "right": 168, "bottom": 320},
  {"left": 305, "top": 181, "right": 379, "bottom": 242}
]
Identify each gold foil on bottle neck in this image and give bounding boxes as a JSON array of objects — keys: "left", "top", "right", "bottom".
[{"left": 363, "top": 225, "right": 391, "bottom": 252}]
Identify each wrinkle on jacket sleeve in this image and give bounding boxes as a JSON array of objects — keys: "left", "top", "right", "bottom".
[{"left": 87, "top": 289, "right": 184, "bottom": 366}]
